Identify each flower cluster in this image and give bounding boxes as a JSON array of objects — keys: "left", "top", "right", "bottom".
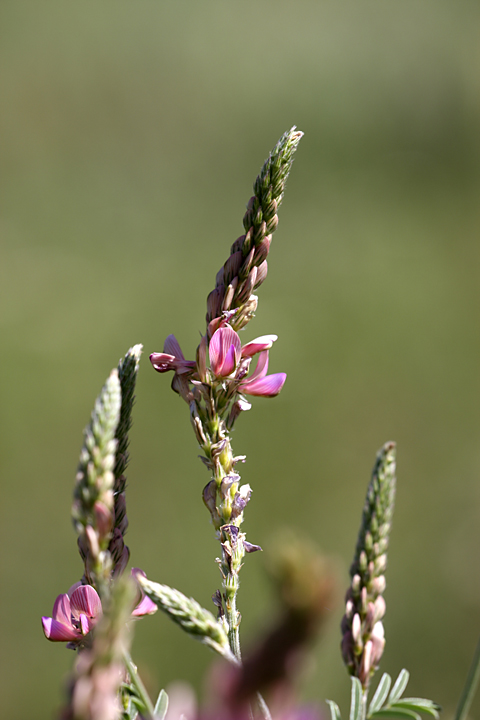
[
  {"left": 151, "top": 324, "right": 285, "bottom": 406},
  {"left": 341, "top": 442, "right": 396, "bottom": 689}
]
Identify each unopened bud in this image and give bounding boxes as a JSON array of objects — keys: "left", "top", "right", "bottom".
[
  {"left": 254, "top": 260, "right": 268, "bottom": 290},
  {"left": 94, "top": 501, "right": 113, "bottom": 543},
  {"left": 351, "top": 574, "right": 361, "bottom": 595},
  {"left": 352, "top": 613, "right": 363, "bottom": 652},
  {"left": 222, "top": 283, "right": 235, "bottom": 311},
  {"left": 372, "top": 575, "right": 386, "bottom": 595},
  {"left": 196, "top": 336, "right": 208, "bottom": 383},
  {"left": 253, "top": 236, "right": 271, "bottom": 264},
  {"left": 85, "top": 525, "right": 100, "bottom": 561},
  {"left": 374, "top": 595, "right": 386, "bottom": 621},
  {"left": 359, "top": 640, "right": 373, "bottom": 685}
]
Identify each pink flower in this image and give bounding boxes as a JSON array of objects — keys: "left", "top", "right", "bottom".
[
  {"left": 42, "top": 570, "right": 157, "bottom": 644},
  {"left": 42, "top": 584, "right": 102, "bottom": 643},
  {"left": 150, "top": 335, "right": 196, "bottom": 375},
  {"left": 130, "top": 568, "right": 158, "bottom": 617},
  {"left": 208, "top": 327, "right": 285, "bottom": 396}
]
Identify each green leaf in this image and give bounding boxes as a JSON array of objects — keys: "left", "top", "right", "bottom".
[
  {"left": 154, "top": 689, "right": 169, "bottom": 720},
  {"left": 130, "top": 696, "right": 147, "bottom": 715},
  {"left": 368, "top": 674, "right": 392, "bottom": 715},
  {"left": 370, "top": 710, "right": 420, "bottom": 720},
  {"left": 326, "top": 700, "right": 342, "bottom": 720},
  {"left": 350, "top": 677, "right": 363, "bottom": 720},
  {"left": 389, "top": 670, "right": 410, "bottom": 704},
  {"left": 392, "top": 700, "right": 440, "bottom": 719}
]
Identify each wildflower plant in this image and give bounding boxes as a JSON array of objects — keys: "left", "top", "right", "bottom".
[{"left": 42, "top": 128, "right": 478, "bottom": 720}]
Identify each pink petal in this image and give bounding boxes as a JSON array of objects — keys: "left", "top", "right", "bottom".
[
  {"left": 244, "top": 351, "right": 269, "bottom": 384},
  {"left": 52, "top": 594, "right": 72, "bottom": 625},
  {"left": 150, "top": 352, "right": 177, "bottom": 373},
  {"left": 222, "top": 344, "right": 237, "bottom": 376},
  {"left": 131, "top": 567, "right": 146, "bottom": 580},
  {"left": 79, "top": 613, "right": 91, "bottom": 635},
  {"left": 209, "top": 327, "right": 241, "bottom": 377},
  {"left": 42, "top": 616, "right": 80, "bottom": 642},
  {"left": 131, "top": 568, "right": 158, "bottom": 617},
  {"left": 67, "top": 582, "right": 83, "bottom": 597},
  {"left": 241, "top": 372, "right": 287, "bottom": 397},
  {"left": 241, "top": 335, "right": 278, "bottom": 358},
  {"left": 70, "top": 585, "right": 102, "bottom": 620},
  {"left": 163, "top": 334, "right": 185, "bottom": 359},
  {"left": 131, "top": 595, "right": 158, "bottom": 617}
]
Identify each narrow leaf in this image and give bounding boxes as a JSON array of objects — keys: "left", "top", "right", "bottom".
[
  {"left": 368, "top": 674, "right": 392, "bottom": 715},
  {"left": 130, "top": 696, "right": 147, "bottom": 714},
  {"left": 389, "top": 670, "right": 410, "bottom": 704},
  {"left": 154, "top": 689, "right": 169, "bottom": 720},
  {"left": 350, "top": 677, "right": 363, "bottom": 720},
  {"left": 392, "top": 701, "right": 440, "bottom": 719},
  {"left": 326, "top": 700, "right": 342, "bottom": 720},
  {"left": 370, "top": 710, "right": 420, "bottom": 720}
]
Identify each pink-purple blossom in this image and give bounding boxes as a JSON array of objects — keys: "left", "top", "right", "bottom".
[
  {"left": 42, "top": 570, "right": 157, "bottom": 644},
  {"left": 150, "top": 327, "right": 286, "bottom": 398},
  {"left": 208, "top": 326, "right": 286, "bottom": 396},
  {"left": 42, "top": 584, "right": 102, "bottom": 644},
  {"left": 150, "top": 335, "right": 196, "bottom": 375}
]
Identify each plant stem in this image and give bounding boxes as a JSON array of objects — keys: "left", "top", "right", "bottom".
[
  {"left": 361, "top": 690, "right": 368, "bottom": 720},
  {"left": 123, "top": 650, "right": 156, "bottom": 720},
  {"left": 454, "top": 635, "right": 480, "bottom": 720},
  {"left": 225, "top": 591, "right": 241, "bottom": 661}
]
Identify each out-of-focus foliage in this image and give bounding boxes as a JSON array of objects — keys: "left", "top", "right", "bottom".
[{"left": 1, "top": 2, "right": 479, "bottom": 718}]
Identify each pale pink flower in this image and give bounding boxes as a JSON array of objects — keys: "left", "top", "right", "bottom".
[{"left": 150, "top": 335, "right": 196, "bottom": 375}]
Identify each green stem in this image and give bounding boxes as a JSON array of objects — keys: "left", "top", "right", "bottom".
[
  {"left": 454, "top": 635, "right": 480, "bottom": 720},
  {"left": 225, "top": 592, "right": 241, "bottom": 661},
  {"left": 123, "top": 650, "right": 156, "bottom": 720},
  {"left": 361, "top": 690, "right": 368, "bottom": 720}
]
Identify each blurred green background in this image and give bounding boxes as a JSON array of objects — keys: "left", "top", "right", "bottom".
[{"left": 1, "top": 1, "right": 479, "bottom": 717}]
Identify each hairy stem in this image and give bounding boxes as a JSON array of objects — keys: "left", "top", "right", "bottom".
[{"left": 225, "top": 591, "right": 241, "bottom": 661}]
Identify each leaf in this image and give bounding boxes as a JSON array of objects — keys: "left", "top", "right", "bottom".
[
  {"left": 350, "top": 677, "right": 364, "bottom": 720},
  {"left": 368, "top": 674, "right": 392, "bottom": 716},
  {"left": 130, "top": 696, "right": 148, "bottom": 715},
  {"left": 370, "top": 710, "right": 420, "bottom": 720},
  {"left": 154, "top": 689, "right": 169, "bottom": 720},
  {"left": 326, "top": 700, "right": 342, "bottom": 720},
  {"left": 392, "top": 700, "right": 440, "bottom": 719},
  {"left": 388, "top": 670, "right": 410, "bottom": 704}
]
